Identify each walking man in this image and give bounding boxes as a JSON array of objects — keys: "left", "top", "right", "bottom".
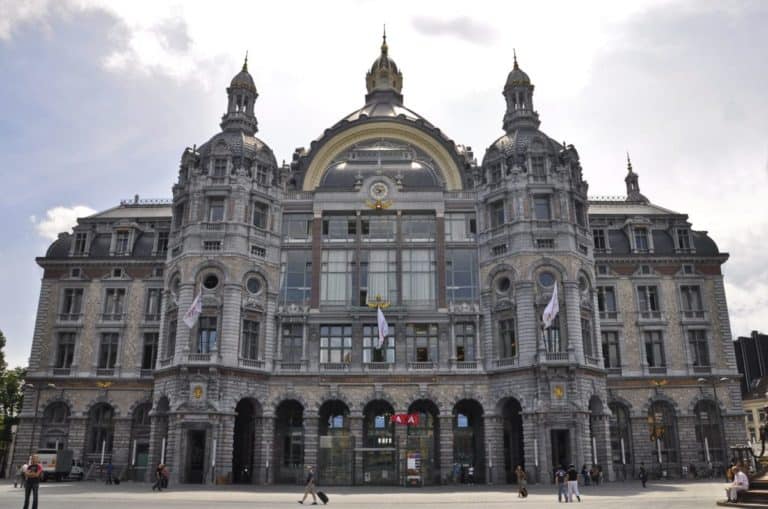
[
  {"left": 105, "top": 461, "right": 114, "bottom": 484},
  {"left": 23, "top": 454, "right": 43, "bottom": 509},
  {"left": 298, "top": 465, "right": 318, "bottom": 505},
  {"left": 567, "top": 464, "right": 581, "bottom": 502},
  {"left": 639, "top": 462, "right": 648, "bottom": 488},
  {"left": 555, "top": 464, "right": 568, "bottom": 502}
]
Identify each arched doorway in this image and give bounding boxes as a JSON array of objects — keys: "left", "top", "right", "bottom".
[
  {"left": 317, "top": 400, "right": 352, "bottom": 485},
  {"left": 406, "top": 399, "right": 440, "bottom": 486},
  {"left": 648, "top": 401, "right": 680, "bottom": 475},
  {"left": 233, "top": 398, "right": 262, "bottom": 483},
  {"left": 588, "top": 396, "right": 603, "bottom": 467},
  {"left": 153, "top": 397, "right": 170, "bottom": 469},
  {"left": 85, "top": 403, "right": 114, "bottom": 465},
  {"left": 130, "top": 403, "right": 152, "bottom": 481},
  {"left": 40, "top": 402, "right": 70, "bottom": 450},
  {"left": 274, "top": 400, "right": 304, "bottom": 483},
  {"left": 694, "top": 399, "right": 724, "bottom": 467},
  {"left": 500, "top": 398, "right": 524, "bottom": 483},
  {"left": 609, "top": 402, "right": 632, "bottom": 478},
  {"left": 453, "top": 399, "right": 485, "bottom": 483},
  {"left": 362, "top": 400, "right": 396, "bottom": 485}
]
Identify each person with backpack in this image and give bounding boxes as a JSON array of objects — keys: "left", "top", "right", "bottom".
[
  {"left": 567, "top": 464, "right": 581, "bottom": 502},
  {"left": 515, "top": 465, "right": 528, "bottom": 498},
  {"left": 639, "top": 462, "right": 648, "bottom": 488},
  {"left": 555, "top": 465, "right": 568, "bottom": 502}
]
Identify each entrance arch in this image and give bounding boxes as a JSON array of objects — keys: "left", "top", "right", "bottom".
[
  {"left": 362, "top": 400, "right": 396, "bottom": 485},
  {"left": 85, "top": 403, "right": 114, "bottom": 465},
  {"left": 317, "top": 400, "right": 352, "bottom": 485},
  {"left": 274, "top": 400, "right": 304, "bottom": 483},
  {"left": 500, "top": 398, "right": 524, "bottom": 484},
  {"left": 453, "top": 399, "right": 485, "bottom": 484},
  {"left": 233, "top": 398, "right": 262, "bottom": 483},
  {"left": 406, "top": 399, "right": 440, "bottom": 485}
]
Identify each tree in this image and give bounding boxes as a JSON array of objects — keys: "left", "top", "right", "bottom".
[{"left": 0, "top": 329, "right": 6, "bottom": 373}]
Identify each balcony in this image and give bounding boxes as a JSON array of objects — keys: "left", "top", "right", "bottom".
[
  {"left": 280, "top": 362, "right": 303, "bottom": 371},
  {"left": 188, "top": 353, "right": 211, "bottom": 362},
  {"left": 599, "top": 311, "right": 620, "bottom": 321},
  {"left": 648, "top": 366, "right": 667, "bottom": 375},
  {"left": 494, "top": 357, "right": 518, "bottom": 368},
  {"left": 283, "top": 191, "right": 314, "bottom": 201},
  {"left": 544, "top": 352, "right": 569, "bottom": 362},
  {"left": 144, "top": 313, "right": 161, "bottom": 322},
  {"left": 692, "top": 365, "right": 711, "bottom": 374},
  {"left": 239, "top": 358, "right": 265, "bottom": 369},
  {"left": 320, "top": 363, "right": 349, "bottom": 372},
  {"left": 408, "top": 361, "right": 435, "bottom": 370},
  {"left": 454, "top": 361, "right": 478, "bottom": 370},
  {"left": 57, "top": 313, "right": 82, "bottom": 323},
  {"left": 585, "top": 356, "right": 602, "bottom": 367},
  {"left": 638, "top": 310, "right": 663, "bottom": 321},
  {"left": 681, "top": 310, "right": 708, "bottom": 322},
  {"left": 363, "top": 362, "right": 393, "bottom": 372},
  {"left": 159, "top": 357, "right": 173, "bottom": 367},
  {"left": 101, "top": 313, "right": 124, "bottom": 322},
  {"left": 52, "top": 367, "right": 71, "bottom": 376},
  {"left": 96, "top": 368, "right": 115, "bottom": 376},
  {"left": 140, "top": 369, "right": 154, "bottom": 378}
]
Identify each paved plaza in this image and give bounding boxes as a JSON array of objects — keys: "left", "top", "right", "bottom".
[{"left": 0, "top": 480, "right": 730, "bottom": 508}]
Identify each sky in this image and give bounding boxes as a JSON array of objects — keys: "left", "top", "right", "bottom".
[{"left": 1, "top": 0, "right": 767, "bottom": 368}]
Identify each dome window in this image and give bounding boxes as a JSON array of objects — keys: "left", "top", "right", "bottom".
[
  {"left": 496, "top": 276, "right": 511, "bottom": 293},
  {"left": 203, "top": 274, "right": 219, "bottom": 290},
  {"left": 246, "top": 277, "right": 262, "bottom": 295},
  {"left": 538, "top": 271, "right": 556, "bottom": 288}
]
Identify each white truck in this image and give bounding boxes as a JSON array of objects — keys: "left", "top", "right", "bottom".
[{"left": 35, "top": 449, "right": 83, "bottom": 481}]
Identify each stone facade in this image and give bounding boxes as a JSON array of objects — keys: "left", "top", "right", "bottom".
[{"left": 13, "top": 40, "right": 744, "bottom": 486}]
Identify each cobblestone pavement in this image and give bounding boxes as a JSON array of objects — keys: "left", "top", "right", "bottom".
[{"left": 0, "top": 480, "right": 728, "bottom": 508}]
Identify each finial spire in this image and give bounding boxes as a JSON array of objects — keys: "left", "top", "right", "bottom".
[
  {"left": 513, "top": 48, "right": 518, "bottom": 69},
  {"left": 626, "top": 152, "right": 633, "bottom": 174},
  {"left": 381, "top": 24, "right": 388, "bottom": 55},
  {"left": 242, "top": 51, "right": 249, "bottom": 72}
]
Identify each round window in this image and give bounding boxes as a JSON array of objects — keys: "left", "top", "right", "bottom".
[
  {"left": 246, "top": 277, "right": 261, "bottom": 294},
  {"left": 496, "top": 276, "right": 511, "bottom": 293},
  {"left": 203, "top": 274, "right": 219, "bottom": 289},
  {"left": 538, "top": 271, "right": 556, "bottom": 287}
]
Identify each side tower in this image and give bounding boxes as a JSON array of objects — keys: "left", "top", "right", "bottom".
[
  {"left": 479, "top": 55, "right": 610, "bottom": 481},
  {"left": 155, "top": 56, "right": 281, "bottom": 484}
]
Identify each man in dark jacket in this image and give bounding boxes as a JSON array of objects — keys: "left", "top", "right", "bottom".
[{"left": 567, "top": 464, "right": 581, "bottom": 502}]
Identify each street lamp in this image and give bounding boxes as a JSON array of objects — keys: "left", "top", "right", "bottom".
[
  {"left": 697, "top": 376, "right": 729, "bottom": 469},
  {"left": 24, "top": 382, "right": 57, "bottom": 460}
]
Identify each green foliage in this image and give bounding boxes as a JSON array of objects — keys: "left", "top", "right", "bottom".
[
  {"left": 0, "top": 366, "right": 26, "bottom": 419},
  {"left": 0, "top": 329, "right": 6, "bottom": 372}
]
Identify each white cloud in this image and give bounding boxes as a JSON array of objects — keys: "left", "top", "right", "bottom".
[{"left": 33, "top": 205, "right": 96, "bottom": 240}]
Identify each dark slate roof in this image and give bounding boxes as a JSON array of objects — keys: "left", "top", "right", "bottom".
[
  {"left": 652, "top": 230, "right": 675, "bottom": 255},
  {"left": 90, "top": 234, "right": 112, "bottom": 257},
  {"left": 197, "top": 130, "right": 277, "bottom": 167},
  {"left": 45, "top": 235, "right": 71, "bottom": 259},
  {"left": 692, "top": 230, "right": 720, "bottom": 256},
  {"left": 608, "top": 230, "right": 630, "bottom": 255},
  {"left": 133, "top": 232, "right": 155, "bottom": 257},
  {"left": 482, "top": 127, "right": 562, "bottom": 165}
]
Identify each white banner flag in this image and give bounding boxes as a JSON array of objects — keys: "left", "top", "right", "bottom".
[
  {"left": 542, "top": 283, "right": 559, "bottom": 329},
  {"left": 183, "top": 293, "right": 202, "bottom": 328},
  {"left": 377, "top": 306, "right": 389, "bottom": 349}
]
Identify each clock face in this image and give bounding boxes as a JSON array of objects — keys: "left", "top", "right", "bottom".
[{"left": 369, "top": 182, "right": 389, "bottom": 200}]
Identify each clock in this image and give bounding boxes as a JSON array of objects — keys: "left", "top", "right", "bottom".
[{"left": 369, "top": 181, "right": 389, "bottom": 200}]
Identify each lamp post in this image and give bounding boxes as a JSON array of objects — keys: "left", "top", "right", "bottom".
[
  {"left": 697, "top": 376, "right": 729, "bottom": 468},
  {"left": 23, "top": 382, "right": 57, "bottom": 460}
]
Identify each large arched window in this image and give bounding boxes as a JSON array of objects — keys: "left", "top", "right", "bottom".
[
  {"left": 274, "top": 400, "right": 304, "bottom": 483},
  {"left": 317, "top": 400, "right": 352, "bottom": 485},
  {"left": 609, "top": 402, "right": 632, "bottom": 466},
  {"left": 86, "top": 404, "right": 115, "bottom": 461},
  {"left": 40, "top": 402, "right": 70, "bottom": 450},
  {"left": 407, "top": 400, "right": 440, "bottom": 485},
  {"left": 694, "top": 400, "right": 724, "bottom": 464},
  {"left": 648, "top": 401, "right": 679, "bottom": 464}
]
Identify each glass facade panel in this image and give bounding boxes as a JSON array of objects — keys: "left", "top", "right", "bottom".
[
  {"left": 360, "top": 250, "right": 397, "bottom": 306},
  {"left": 446, "top": 249, "right": 478, "bottom": 302},
  {"left": 406, "top": 323, "right": 438, "bottom": 362},
  {"left": 363, "top": 324, "right": 395, "bottom": 363},
  {"left": 280, "top": 251, "right": 312, "bottom": 304},
  {"left": 320, "top": 325, "right": 352, "bottom": 363},
  {"left": 321, "top": 250, "right": 354, "bottom": 305},
  {"left": 402, "top": 250, "right": 435, "bottom": 306}
]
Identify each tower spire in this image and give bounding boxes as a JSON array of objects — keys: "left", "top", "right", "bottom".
[
  {"left": 242, "top": 51, "right": 248, "bottom": 72},
  {"left": 381, "top": 24, "right": 388, "bottom": 56},
  {"left": 513, "top": 48, "right": 518, "bottom": 69},
  {"left": 626, "top": 152, "right": 633, "bottom": 173}
]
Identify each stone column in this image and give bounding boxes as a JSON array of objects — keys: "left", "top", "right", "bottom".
[
  {"left": 485, "top": 414, "right": 504, "bottom": 484},
  {"left": 304, "top": 417, "right": 319, "bottom": 473},
  {"left": 219, "top": 283, "right": 241, "bottom": 365},
  {"left": 349, "top": 414, "right": 363, "bottom": 485},
  {"left": 175, "top": 283, "right": 195, "bottom": 360},
  {"left": 260, "top": 415, "right": 275, "bottom": 484},
  {"left": 439, "top": 415, "right": 453, "bottom": 484},
  {"left": 563, "top": 281, "right": 583, "bottom": 361},
  {"left": 522, "top": 412, "right": 541, "bottom": 484},
  {"left": 112, "top": 416, "right": 132, "bottom": 470},
  {"left": 68, "top": 416, "right": 88, "bottom": 464},
  {"left": 515, "top": 282, "right": 537, "bottom": 364},
  {"left": 216, "top": 413, "right": 236, "bottom": 484},
  {"left": 167, "top": 414, "right": 182, "bottom": 485}
]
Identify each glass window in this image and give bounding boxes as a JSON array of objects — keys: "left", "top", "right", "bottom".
[
  {"left": 319, "top": 325, "right": 352, "bottom": 364},
  {"left": 490, "top": 164, "right": 502, "bottom": 184},
  {"left": 213, "top": 158, "right": 227, "bottom": 177},
  {"left": 87, "top": 405, "right": 114, "bottom": 455},
  {"left": 141, "top": 332, "right": 158, "bottom": 370},
  {"left": 283, "top": 214, "right": 313, "bottom": 241},
  {"left": 533, "top": 195, "right": 551, "bottom": 220},
  {"left": 694, "top": 401, "right": 723, "bottom": 462},
  {"left": 445, "top": 213, "right": 476, "bottom": 241},
  {"left": 361, "top": 215, "right": 396, "bottom": 241},
  {"left": 649, "top": 402, "right": 679, "bottom": 462},
  {"left": 402, "top": 250, "right": 436, "bottom": 306},
  {"left": 499, "top": 318, "right": 516, "bottom": 358},
  {"left": 56, "top": 332, "right": 76, "bottom": 369},
  {"left": 73, "top": 232, "right": 88, "bottom": 255},
  {"left": 242, "top": 319, "right": 260, "bottom": 360},
  {"left": 677, "top": 229, "right": 692, "bottom": 250},
  {"left": 114, "top": 231, "right": 130, "bottom": 255},
  {"left": 322, "top": 216, "right": 356, "bottom": 241},
  {"left": 574, "top": 201, "right": 586, "bottom": 227},
  {"left": 103, "top": 288, "right": 126, "bottom": 320},
  {"left": 198, "top": 316, "right": 218, "bottom": 353},
  {"left": 208, "top": 198, "right": 225, "bottom": 222},
  {"left": 688, "top": 330, "right": 710, "bottom": 367},
  {"left": 280, "top": 251, "right": 312, "bottom": 304},
  {"left": 597, "top": 286, "right": 617, "bottom": 318},
  {"left": 609, "top": 403, "right": 632, "bottom": 465},
  {"left": 145, "top": 288, "right": 162, "bottom": 320},
  {"left": 255, "top": 165, "right": 269, "bottom": 186},
  {"left": 445, "top": 249, "right": 478, "bottom": 301},
  {"left": 543, "top": 314, "right": 562, "bottom": 353},
  {"left": 363, "top": 324, "right": 395, "bottom": 363},
  {"left": 60, "top": 288, "right": 83, "bottom": 319},
  {"left": 637, "top": 286, "right": 660, "bottom": 314},
  {"left": 602, "top": 331, "right": 621, "bottom": 369},
  {"left": 644, "top": 330, "right": 665, "bottom": 367},
  {"left": 281, "top": 323, "right": 303, "bottom": 363},
  {"left": 634, "top": 227, "right": 649, "bottom": 251},
  {"left": 406, "top": 323, "right": 438, "bottom": 362},
  {"left": 253, "top": 202, "right": 268, "bottom": 229},
  {"left": 320, "top": 250, "right": 354, "bottom": 305},
  {"left": 531, "top": 155, "right": 546, "bottom": 180},
  {"left": 174, "top": 203, "right": 185, "bottom": 228},
  {"left": 593, "top": 229, "right": 606, "bottom": 250},
  {"left": 402, "top": 215, "right": 436, "bottom": 241},
  {"left": 680, "top": 285, "right": 703, "bottom": 311},
  {"left": 359, "top": 250, "right": 397, "bottom": 306},
  {"left": 165, "top": 317, "right": 177, "bottom": 359},
  {"left": 455, "top": 322, "right": 475, "bottom": 362},
  {"left": 98, "top": 333, "right": 119, "bottom": 369},
  {"left": 156, "top": 231, "right": 169, "bottom": 255},
  {"left": 582, "top": 318, "right": 593, "bottom": 357},
  {"left": 490, "top": 201, "right": 505, "bottom": 228}
]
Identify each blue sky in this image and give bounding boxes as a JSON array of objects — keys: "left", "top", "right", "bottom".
[{"left": 1, "top": 0, "right": 767, "bottom": 368}]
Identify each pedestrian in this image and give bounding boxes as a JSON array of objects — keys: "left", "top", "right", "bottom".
[
  {"left": 14, "top": 464, "right": 25, "bottom": 488},
  {"left": 581, "top": 464, "right": 590, "bottom": 486},
  {"left": 468, "top": 465, "right": 475, "bottom": 486},
  {"left": 298, "top": 465, "right": 318, "bottom": 505},
  {"left": 161, "top": 464, "right": 169, "bottom": 489},
  {"left": 23, "top": 454, "right": 43, "bottom": 509},
  {"left": 555, "top": 464, "right": 568, "bottom": 503},
  {"left": 515, "top": 465, "right": 527, "bottom": 498},
  {"left": 639, "top": 462, "right": 648, "bottom": 488},
  {"left": 567, "top": 464, "right": 581, "bottom": 502},
  {"left": 151, "top": 463, "right": 164, "bottom": 491},
  {"left": 452, "top": 462, "right": 461, "bottom": 484},
  {"left": 105, "top": 461, "right": 114, "bottom": 484},
  {"left": 725, "top": 465, "right": 749, "bottom": 503}
]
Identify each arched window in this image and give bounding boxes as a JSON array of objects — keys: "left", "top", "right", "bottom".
[
  {"left": 609, "top": 402, "right": 632, "bottom": 466},
  {"left": 648, "top": 401, "right": 679, "bottom": 464},
  {"left": 694, "top": 400, "right": 724, "bottom": 464},
  {"left": 87, "top": 404, "right": 115, "bottom": 458},
  {"left": 41, "top": 402, "right": 70, "bottom": 449}
]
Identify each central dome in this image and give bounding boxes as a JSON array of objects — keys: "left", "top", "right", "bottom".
[{"left": 365, "top": 31, "right": 403, "bottom": 102}]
